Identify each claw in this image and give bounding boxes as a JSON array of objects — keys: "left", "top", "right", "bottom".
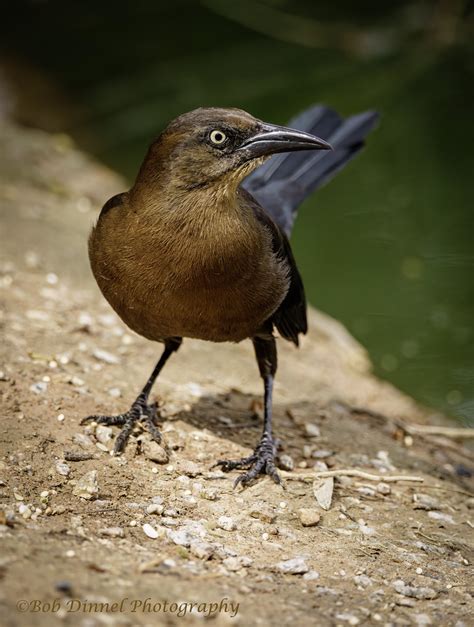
[
  {"left": 81, "top": 398, "right": 162, "bottom": 454},
  {"left": 215, "top": 436, "right": 282, "bottom": 488}
]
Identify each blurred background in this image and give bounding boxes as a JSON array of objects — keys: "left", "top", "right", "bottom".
[{"left": 1, "top": 0, "right": 473, "bottom": 424}]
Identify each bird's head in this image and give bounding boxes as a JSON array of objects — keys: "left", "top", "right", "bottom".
[{"left": 134, "top": 107, "right": 332, "bottom": 195}]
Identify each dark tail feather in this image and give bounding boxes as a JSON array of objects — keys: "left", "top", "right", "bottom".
[{"left": 242, "top": 105, "right": 379, "bottom": 235}]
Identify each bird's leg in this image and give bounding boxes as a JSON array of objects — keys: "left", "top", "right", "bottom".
[
  {"left": 81, "top": 337, "right": 182, "bottom": 454},
  {"left": 215, "top": 334, "right": 281, "bottom": 488}
]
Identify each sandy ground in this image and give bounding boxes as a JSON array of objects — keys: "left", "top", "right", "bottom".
[{"left": 0, "top": 119, "right": 473, "bottom": 627}]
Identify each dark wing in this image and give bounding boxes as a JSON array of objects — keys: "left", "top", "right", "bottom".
[
  {"left": 240, "top": 188, "right": 307, "bottom": 346},
  {"left": 242, "top": 105, "right": 379, "bottom": 236}
]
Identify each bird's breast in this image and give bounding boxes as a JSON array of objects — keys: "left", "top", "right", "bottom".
[{"left": 90, "top": 214, "right": 289, "bottom": 343}]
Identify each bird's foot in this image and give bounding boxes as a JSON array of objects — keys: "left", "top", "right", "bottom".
[
  {"left": 81, "top": 395, "right": 161, "bottom": 455},
  {"left": 214, "top": 434, "right": 281, "bottom": 488}
]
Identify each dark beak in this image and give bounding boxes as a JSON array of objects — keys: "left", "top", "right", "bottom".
[{"left": 238, "top": 122, "right": 332, "bottom": 159}]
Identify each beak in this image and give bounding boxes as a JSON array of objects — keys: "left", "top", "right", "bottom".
[{"left": 238, "top": 122, "right": 332, "bottom": 159}]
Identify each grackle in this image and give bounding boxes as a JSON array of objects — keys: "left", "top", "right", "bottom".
[{"left": 84, "top": 105, "right": 379, "bottom": 487}]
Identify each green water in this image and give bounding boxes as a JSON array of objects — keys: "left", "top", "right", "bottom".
[{"left": 2, "top": 1, "right": 473, "bottom": 423}]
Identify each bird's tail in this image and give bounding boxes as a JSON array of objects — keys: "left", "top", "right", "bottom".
[{"left": 242, "top": 105, "right": 379, "bottom": 235}]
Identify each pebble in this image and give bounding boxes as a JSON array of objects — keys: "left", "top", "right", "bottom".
[
  {"left": 95, "top": 425, "right": 113, "bottom": 445},
  {"left": 336, "top": 613, "right": 360, "bottom": 625},
  {"left": 99, "top": 527, "right": 124, "bottom": 538},
  {"left": 73, "top": 433, "right": 94, "bottom": 449},
  {"left": 200, "top": 487, "right": 218, "bottom": 501},
  {"left": 18, "top": 503, "right": 32, "bottom": 519},
  {"left": 143, "top": 523, "right": 159, "bottom": 539},
  {"left": 146, "top": 503, "right": 164, "bottom": 515},
  {"left": 30, "top": 382, "right": 48, "bottom": 394},
  {"left": 413, "top": 614, "right": 432, "bottom": 626},
  {"left": 428, "top": 511, "right": 455, "bottom": 524},
  {"left": 223, "top": 556, "right": 252, "bottom": 571},
  {"left": 313, "top": 476, "right": 334, "bottom": 510},
  {"left": 298, "top": 508, "right": 321, "bottom": 527},
  {"left": 276, "top": 557, "right": 309, "bottom": 575},
  {"left": 376, "top": 482, "right": 391, "bottom": 495},
  {"left": 302, "top": 570, "right": 320, "bottom": 581},
  {"left": 93, "top": 348, "right": 119, "bottom": 364},
  {"left": 278, "top": 454, "right": 294, "bottom": 471},
  {"left": 249, "top": 501, "right": 276, "bottom": 523},
  {"left": 413, "top": 493, "right": 441, "bottom": 511},
  {"left": 218, "top": 516, "right": 237, "bottom": 531},
  {"left": 72, "top": 470, "right": 99, "bottom": 500},
  {"left": 304, "top": 423, "right": 321, "bottom": 438},
  {"left": 190, "top": 540, "right": 215, "bottom": 560},
  {"left": 359, "top": 523, "right": 376, "bottom": 536},
  {"left": 108, "top": 387, "right": 122, "bottom": 398},
  {"left": 142, "top": 440, "right": 168, "bottom": 464},
  {"left": 357, "top": 486, "right": 376, "bottom": 497},
  {"left": 57, "top": 413, "right": 65, "bottom": 422},
  {"left": 179, "top": 460, "right": 201, "bottom": 477},
  {"left": 354, "top": 574, "right": 373, "bottom": 588},
  {"left": 312, "top": 449, "right": 333, "bottom": 459},
  {"left": 393, "top": 579, "right": 437, "bottom": 600}
]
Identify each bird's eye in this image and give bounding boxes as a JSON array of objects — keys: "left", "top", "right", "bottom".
[{"left": 209, "top": 130, "right": 227, "bottom": 145}]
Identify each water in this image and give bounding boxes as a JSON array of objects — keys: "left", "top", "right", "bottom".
[{"left": 2, "top": 1, "right": 473, "bottom": 423}]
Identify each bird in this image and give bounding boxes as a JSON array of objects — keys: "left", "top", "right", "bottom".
[{"left": 84, "top": 104, "right": 379, "bottom": 487}]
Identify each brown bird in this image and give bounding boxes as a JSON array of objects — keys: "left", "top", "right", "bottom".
[{"left": 84, "top": 105, "right": 378, "bottom": 486}]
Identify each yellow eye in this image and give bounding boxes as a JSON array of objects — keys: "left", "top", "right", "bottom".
[{"left": 210, "top": 129, "right": 227, "bottom": 145}]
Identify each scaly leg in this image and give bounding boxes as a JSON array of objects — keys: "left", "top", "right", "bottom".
[
  {"left": 82, "top": 337, "right": 182, "bottom": 454},
  {"left": 215, "top": 333, "right": 281, "bottom": 488}
]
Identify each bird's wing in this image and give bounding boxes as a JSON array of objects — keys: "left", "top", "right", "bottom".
[
  {"left": 241, "top": 105, "right": 379, "bottom": 236},
  {"left": 241, "top": 188, "right": 307, "bottom": 345}
]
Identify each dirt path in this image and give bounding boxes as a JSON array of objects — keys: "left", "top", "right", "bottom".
[{"left": 1, "top": 119, "right": 473, "bottom": 626}]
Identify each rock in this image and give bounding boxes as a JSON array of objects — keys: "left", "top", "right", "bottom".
[
  {"left": 93, "top": 348, "right": 119, "bottom": 364},
  {"left": 376, "top": 482, "right": 391, "bottom": 495},
  {"left": 167, "top": 528, "right": 194, "bottom": 547},
  {"left": 167, "top": 522, "right": 207, "bottom": 547},
  {"left": 95, "top": 425, "right": 113, "bottom": 445},
  {"left": 278, "top": 454, "right": 294, "bottom": 471},
  {"left": 302, "top": 570, "right": 320, "bottom": 581},
  {"left": 99, "top": 527, "right": 124, "bottom": 538},
  {"left": 276, "top": 557, "right": 309, "bottom": 575},
  {"left": 190, "top": 540, "right": 215, "bottom": 560},
  {"left": 178, "top": 460, "right": 201, "bottom": 477},
  {"left": 73, "top": 433, "right": 94, "bottom": 449},
  {"left": 298, "top": 508, "right": 321, "bottom": 527},
  {"left": 413, "top": 614, "right": 433, "bottom": 626},
  {"left": 55, "top": 461, "right": 71, "bottom": 476},
  {"left": 312, "top": 450, "right": 333, "bottom": 459},
  {"left": 313, "top": 477, "right": 334, "bottom": 510},
  {"left": 30, "top": 382, "right": 48, "bottom": 394},
  {"left": 143, "top": 523, "right": 159, "bottom": 539},
  {"left": 217, "top": 516, "right": 237, "bottom": 531},
  {"left": 428, "top": 511, "right": 455, "bottom": 524},
  {"left": 249, "top": 501, "right": 276, "bottom": 524},
  {"left": 18, "top": 504, "right": 32, "bottom": 519},
  {"left": 72, "top": 470, "right": 99, "bottom": 500},
  {"left": 413, "top": 493, "right": 441, "bottom": 510},
  {"left": 222, "top": 556, "right": 243, "bottom": 572},
  {"left": 146, "top": 503, "right": 164, "bottom": 515},
  {"left": 304, "top": 423, "right": 320, "bottom": 438},
  {"left": 336, "top": 613, "right": 360, "bottom": 625},
  {"left": 142, "top": 440, "right": 168, "bottom": 464},
  {"left": 359, "top": 523, "right": 376, "bottom": 536},
  {"left": 393, "top": 579, "right": 437, "bottom": 600},
  {"left": 354, "top": 574, "right": 372, "bottom": 588}
]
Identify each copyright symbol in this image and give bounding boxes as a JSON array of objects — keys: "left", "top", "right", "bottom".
[{"left": 16, "top": 600, "right": 29, "bottom": 612}]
